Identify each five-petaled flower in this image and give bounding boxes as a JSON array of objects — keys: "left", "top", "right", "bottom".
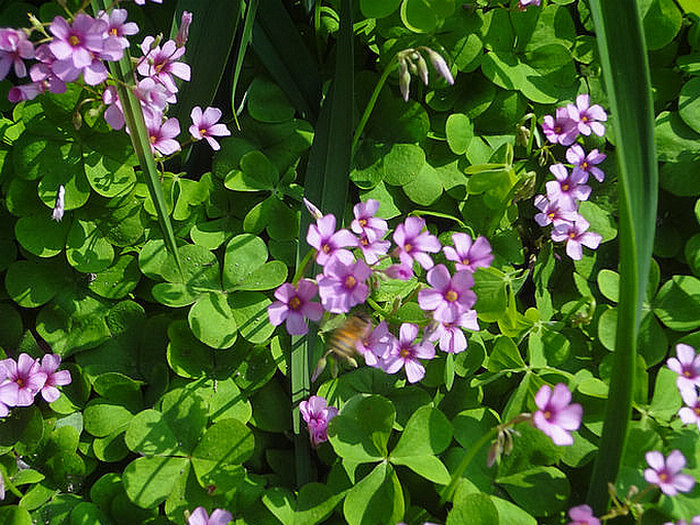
[
  {"left": 317, "top": 257, "right": 371, "bottom": 314},
  {"left": 567, "top": 94, "right": 607, "bottom": 137},
  {"left": 307, "top": 214, "right": 357, "bottom": 266},
  {"left": 550, "top": 216, "right": 602, "bottom": 261},
  {"left": 566, "top": 504, "right": 600, "bottom": 525},
  {"left": 299, "top": 395, "right": 338, "bottom": 447},
  {"left": 532, "top": 383, "right": 582, "bottom": 446},
  {"left": 268, "top": 279, "right": 323, "bottom": 336},
  {"left": 667, "top": 344, "right": 700, "bottom": 396},
  {"left": 187, "top": 507, "right": 232, "bottom": 525},
  {"left": 418, "top": 264, "right": 476, "bottom": 323},
  {"left": 189, "top": 106, "right": 231, "bottom": 151},
  {"left": 382, "top": 323, "right": 435, "bottom": 383},
  {"left": 393, "top": 216, "right": 441, "bottom": 270},
  {"left": 644, "top": 450, "right": 695, "bottom": 496}
]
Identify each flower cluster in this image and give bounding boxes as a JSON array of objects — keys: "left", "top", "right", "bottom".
[
  {"left": 299, "top": 395, "right": 338, "bottom": 447},
  {"left": 396, "top": 47, "right": 454, "bottom": 102},
  {"left": 667, "top": 343, "right": 700, "bottom": 432},
  {"left": 0, "top": 353, "right": 71, "bottom": 416},
  {"left": 267, "top": 199, "right": 493, "bottom": 384},
  {"left": 3, "top": 5, "right": 229, "bottom": 158},
  {"left": 187, "top": 507, "right": 231, "bottom": 525},
  {"left": 536, "top": 94, "right": 607, "bottom": 260}
]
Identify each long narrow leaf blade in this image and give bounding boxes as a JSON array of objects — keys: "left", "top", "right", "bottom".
[
  {"left": 231, "top": 0, "right": 259, "bottom": 129},
  {"left": 586, "top": 0, "right": 658, "bottom": 512}
]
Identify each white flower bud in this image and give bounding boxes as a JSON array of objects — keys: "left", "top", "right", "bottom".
[{"left": 52, "top": 185, "right": 65, "bottom": 222}]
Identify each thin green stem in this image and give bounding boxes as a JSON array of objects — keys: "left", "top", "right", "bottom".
[{"left": 351, "top": 57, "right": 398, "bottom": 156}]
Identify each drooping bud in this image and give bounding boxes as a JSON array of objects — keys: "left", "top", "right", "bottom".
[
  {"left": 52, "top": 185, "right": 65, "bottom": 222},
  {"left": 416, "top": 53, "right": 429, "bottom": 85},
  {"left": 175, "top": 11, "right": 192, "bottom": 47},
  {"left": 425, "top": 48, "right": 454, "bottom": 85},
  {"left": 302, "top": 197, "right": 323, "bottom": 220},
  {"left": 398, "top": 58, "right": 411, "bottom": 102}
]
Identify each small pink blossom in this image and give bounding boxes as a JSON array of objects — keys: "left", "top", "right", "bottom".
[
  {"left": 357, "top": 232, "right": 390, "bottom": 265},
  {"left": 317, "top": 257, "right": 371, "bottom": 314},
  {"left": 551, "top": 216, "right": 602, "bottom": 261},
  {"left": 426, "top": 310, "right": 479, "bottom": 354},
  {"left": 351, "top": 199, "right": 387, "bottom": 240},
  {"left": 567, "top": 94, "right": 607, "bottom": 137},
  {"left": 644, "top": 450, "right": 695, "bottom": 496},
  {"left": 532, "top": 383, "right": 582, "bottom": 446},
  {"left": 267, "top": 279, "right": 323, "bottom": 336},
  {"left": 187, "top": 507, "right": 232, "bottom": 525},
  {"left": 300, "top": 395, "right": 338, "bottom": 447},
  {"left": 38, "top": 354, "right": 71, "bottom": 403},
  {"left": 307, "top": 214, "right": 357, "bottom": 266},
  {"left": 0, "top": 354, "right": 46, "bottom": 407},
  {"left": 678, "top": 386, "right": 700, "bottom": 432},
  {"left": 189, "top": 106, "right": 231, "bottom": 151},
  {"left": 566, "top": 144, "right": 606, "bottom": 183},
  {"left": 418, "top": 264, "right": 476, "bottom": 323},
  {"left": 383, "top": 323, "right": 435, "bottom": 383},
  {"left": 356, "top": 321, "right": 395, "bottom": 368},
  {"left": 667, "top": 344, "right": 700, "bottom": 396},
  {"left": 0, "top": 28, "right": 34, "bottom": 80},
  {"left": 99, "top": 9, "right": 139, "bottom": 50},
  {"left": 384, "top": 263, "right": 414, "bottom": 281},
  {"left": 137, "top": 36, "right": 190, "bottom": 94},
  {"left": 443, "top": 233, "right": 493, "bottom": 273},
  {"left": 542, "top": 106, "right": 578, "bottom": 146},
  {"left": 145, "top": 116, "right": 181, "bottom": 156},
  {"left": 49, "top": 15, "right": 106, "bottom": 71},
  {"left": 533, "top": 195, "right": 577, "bottom": 227},
  {"left": 545, "top": 163, "right": 591, "bottom": 208},
  {"left": 567, "top": 505, "right": 600, "bottom": 525},
  {"left": 393, "top": 216, "right": 441, "bottom": 270}
]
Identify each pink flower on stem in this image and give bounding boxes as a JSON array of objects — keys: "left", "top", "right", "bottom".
[
  {"left": 267, "top": 279, "right": 323, "bottom": 336},
  {"left": 542, "top": 106, "right": 579, "bottom": 146},
  {"left": 38, "top": 354, "right": 72, "bottom": 403},
  {"left": 567, "top": 505, "right": 600, "bottom": 525},
  {"left": 383, "top": 323, "right": 435, "bottom": 383},
  {"left": 48, "top": 15, "right": 106, "bottom": 71},
  {"left": 134, "top": 77, "right": 170, "bottom": 118},
  {"left": 545, "top": 164, "right": 591, "bottom": 208},
  {"left": 357, "top": 233, "right": 390, "bottom": 265},
  {"left": 137, "top": 36, "right": 191, "bottom": 94},
  {"left": 644, "top": 450, "right": 695, "bottom": 496},
  {"left": 0, "top": 381, "right": 18, "bottom": 417},
  {"left": 566, "top": 144, "right": 606, "bottom": 183},
  {"left": 307, "top": 214, "right": 357, "bottom": 266},
  {"left": 567, "top": 94, "right": 607, "bottom": 137},
  {"left": 187, "top": 507, "right": 232, "bottom": 525},
  {"left": 25, "top": 44, "right": 66, "bottom": 95},
  {"left": 678, "top": 386, "right": 700, "bottom": 431},
  {"left": 299, "top": 395, "right": 338, "bottom": 447},
  {"left": 667, "top": 344, "right": 700, "bottom": 396},
  {"left": 443, "top": 233, "right": 494, "bottom": 273},
  {"left": 418, "top": 264, "right": 476, "bottom": 323},
  {"left": 102, "top": 86, "right": 124, "bottom": 130},
  {"left": 145, "top": 116, "right": 181, "bottom": 156},
  {"left": 393, "top": 216, "right": 441, "bottom": 270},
  {"left": 427, "top": 309, "right": 479, "bottom": 354},
  {"left": 532, "top": 383, "right": 582, "bottom": 446},
  {"left": 317, "top": 257, "right": 371, "bottom": 314},
  {"left": 551, "top": 216, "right": 602, "bottom": 261},
  {"left": 99, "top": 9, "right": 139, "bottom": 50},
  {"left": 533, "top": 195, "right": 578, "bottom": 227},
  {"left": 383, "top": 263, "right": 414, "bottom": 281},
  {"left": 0, "top": 354, "right": 46, "bottom": 407},
  {"left": 356, "top": 321, "right": 395, "bottom": 368},
  {"left": 351, "top": 199, "right": 387, "bottom": 240},
  {"left": 176, "top": 11, "right": 193, "bottom": 48},
  {"left": 189, "top": 106, "right": 231, "bottom": 151},
  {"left": 0, "top": 28, "right": 34, "bottom": 80}
]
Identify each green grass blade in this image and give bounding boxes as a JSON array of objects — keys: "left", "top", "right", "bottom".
[
  {"left": 231, "top": 0, "right": 259, "bottom": 129},
  {"left": 586, "top": 0, "right": 658, "bottom": 512},
  {"left": 291, "top": 0, "right": 354, "bottom": 488},
  {"left": 92, "top": 0, "right": 182, "bottom": 276}
]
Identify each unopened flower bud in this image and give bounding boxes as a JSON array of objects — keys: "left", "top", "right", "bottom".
[
  {"left": 487, "top": 440, "right": 502, "bottom": 468},
  {"left": 72, "top": 111, "right": 82, "bottom": 130},
  {"left": 416, "top": 54, "right": 429, "bottom": 85},
  {"left": 52, "top": 185, "right": 65, "bottom": 222},
  {"left": 399, "top": 59, "right": 411, "bottom": 102},
  {"left": 303, "top": 197, "right": 323, "bottom": 220},
  {"left": 425, "top": 48, "right": 454, "bottom": 85},
  {"left": 175, "top": 11, "right": 192, "bottom": 47},
  {"left": 516, "top": 125, "right": 531, "bottom": 147},
  {"left": 512, "top": 170, "right": 536, "bottom": 203}
]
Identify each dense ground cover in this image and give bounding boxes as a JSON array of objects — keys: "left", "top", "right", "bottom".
[{"left": 0, "top": 0, "right": 698, "bottom": 523}]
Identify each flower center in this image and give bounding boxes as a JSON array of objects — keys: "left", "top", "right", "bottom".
[
  {"left": 582, "top": 161, "right": 589, "bottom": 169},
  {"left": 358, "top": 218, "right": 367, "bottom": 227},
  {"left": 321, "top": 243, "right": 331, "bottom": 254},
  {"left": 154, "top": 61, "right": 165, "bottom": 73},
  {"left": 69, "top": 35, "right": 80, "bottom": 46},
  {"left": 554, "top": 125, "right": 561, "bottom": 133},
  {"left": 548, "top": 212, "right": 556, "bottom": 219},
  {"left": 658, "top": 472, "right": 669, "bottom": 482},
  {"left": 543, "top": 410, "right": 552, "bottom": 420},
  {"left": 345, "top": 275, "right": 357, "bottom": 289},
  {"left": 16, "top": 378, "right": 25, "bottom": 388},
  {"left": 360, "top": 237, "right": 369, "bottom": 247},
  {"left": 694, "top": 406, "right": 700, "bottom": 416},
  {"left": 445, "top": 290, "right": 458, "bottom": 302},
  {"left": 199, "top": 128, "right": 208, "bottom": 136},
  {"left": 461, "top": 258, "right": 470, "bottom": 267},
  {"left": 581, "top": 115, "right": 589, "bottom": 123},
  {"left": 289, "top": 296, "right": 301, "bottom": 311},
  {"left": 684, "top": 370, "right": 693, "bottom": 377},
  {"left": 110, "top": 28, "right": 119, "bottom": 36},
  {"left": 568, "top": 232, "right": 576, "bottom": 239},
  {"left": 561, "top": 183, "right": 570, "bottom": 191},
  {"left": 403, "top": 243, "right": 412, "bottom": 253},
  {"left": 399, "top": 347, "right": 411, "bottom": 358},
  {"left": 150, "top": 135, "right": 157, "bottom": 144}
]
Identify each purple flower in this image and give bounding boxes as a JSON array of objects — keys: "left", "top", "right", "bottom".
[
  {"left": 532, "top": 383, "right": 582, "bottom": 446},
  {"left": 383, "top": 323, "right": 435, "bottom": 383},
  {"left": 426, "top": 309, "right": 479, "bottom": 354},
  {"left": 49, "top": 15, "right": 106, "bottom": 69},
  {"left": 176, "top": 11, "right": 193, "bottom": 48},
  {"left": 357, "top": 233, "right": 390, "bottom": 265},
  {"left": 545, "top": 164, "right": 591, "bottom": 208},
  {"left": 145, "top": 116, "right": 181, "bottom": 156},
  {"left": 0, "top": 28, "right": 34, "bottom": 80},
  {"left": 533, "top": 195, "right": 578, "bottom": 227},
  {"left": 267, "top": 279, "right": 323, "bottom": 336},
  {"left": 306, "top": 214, "right": 357, "bottom": 266},
  {"left": 567, "top": 94, "right": 607, "bottom": 137},
  {"left": 678, "top": 386, "right": 700, "bottom": 432},
  {"left": 351, "top": 199, "right": 387, "bottom": 240},
  {"left": 38, "top": 354, "right": 71, "bottom": 403},
  {"left": 567, "top": 505, "right": 600, "bottom": 525},
  {"left": 26, "top": 44, "right": 66, "bottom": 95},
  {"left": 542, "top": 107, "right": 579, "bottom": 146},
  {"left": 99, "top": 9, "right": 139, "bottom": 50},
  {"left": 418, "top": 264, "right": 476, "bottom": 323},
  {"left": 187, "top": 507, "right": 232, "bottom": 525},
  {"left": 299, "top": 395, "right": 338, "bottom": 447},
  {"left": 137, "top": 36, "right": 190, "bottom": 94},
  {"left": 0, "top": 354, "right": 46, "bottom": 407},
  {"left": 7, "top": 82, "right": 44, "bottom": 102},
  {"left": 664, "top": 519, "right": 700, "bottom": 525},
  {"left": 102, "top": 86, "right": 124, "bottom": 130},
  {"left": 551, "top": 216, "right": 602, "bottom": 261},
  {"left": 393, "top": 216, "right": 441, "bottom": 270},
  {"left": 317, "top": 257, "right": 371, "bottom": 314},
  {"left": 356, "top": 321, "right": 394, "bottom": 368},
  {"left": 667, "top": 344, "right": 700, "bottom": 395},
  {"left": 0, "top": 380, "right": 18, "bottom": 418},
  {"left": 134, "top": 77, "right": 170, "bottom": 119},
  {"left": 644, "top": 450, "right": 695, "bottom": 496},
  {"left": 566, "top": 144, "right": 606, "bottom": 183},
  {"left": 189, "top": 106, "right": 231, "bottom": 151},
  {"left": 383, "top": 263, "right": 414, "bottom": 281},
  {"left": 443, "top": 233, "right": 494, "bottom": 273}
]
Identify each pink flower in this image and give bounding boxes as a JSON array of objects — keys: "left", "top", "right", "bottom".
[
  {"left": 299, "top": 395, "right": 338, "bottom": 447},
  {"left": 351, "top": 199, "right": 387, "bottom": 240},
  {"left": 0, "top": 354, "right": 46, "bottom": 407},
  {"left": 356, "top": 321, "right": 395, "bottom": 368},
  {"left": 187, "top": 507, "right": 232, "bottom": 525},
  {"left": 357, "top": 233, "right": 390, "bottom": 265},
  {"left": 317, "top": 257, "right": 371, "bottom": 313},
  {"left": 393, "top": 216, "right": 441, "bottom": 270},
  {"left": 0, "top": 28, "right": 34, "bottom": 80},
  {"left": 306, "top": 214, "right": 357, "bottom": 266},
  {"left": 383, "top": 263, "right": 414, "bottom": 281},
  {"left": 176, "top": 11, "right": 193, "bottom": 48},
  {"left": 102, "top": 86, "right": 124, "bottom": 130},
  {"left": 566, "top": 144, "right": 606, "bottom": 183},
  {"left": 189, "top": 106, "right": 231, "bottom": 151},
  {"left": 38, "top": 354, "right": 72, "bottom": 403},
  {"left": 567, "top": 94, "right": 607, "bottom": 137},
  {"left": 533, "top": 195, "right": 577, "bottom": 227},
  {"left": 25, "top": 44, "right": 66, "bottom": 95},
  {"left": 0, "top": 381, "right": 19, "bottom": 417},
  {"left": 542, "top": 106, "right": 578, "bottom": 146},
  {"left": 134, "top": 77, "right": 170, "bottom": 119},
  {"left": 567, "top": 505, "right": 600, "bottom": 525},
  {"left": 644, "top": 450, "right": 695, "bottom": 496},
  {"left": 532, "top": 383, "right": 582, "bottom": 446},
  {"left": 49, "top": 15, "right": 106, "bottom": 71},
  {"left": 145, "top": 116, "right": 181, "bottom": 156},
  {"left": 678, "top": 386, "right": 700, "bottom": 431},
  {"left": 667, "top": 344, "right": 700, "bottom": 396},
  {"left": 267, "top": 279, "right": 323, "bottom": 336},
  {"left": 137, "top": 36, "right": 190, "bottom": 94},
  {"left": 545, "top": 164, "right": 591, "bottom": 208},
  {"left": 99, "top": 9, "right": 139, "bottom": 50},
  {"left": 551, "top": 216, "right": 602, "bottom": 261},
  {"left": 418, "top": 264, "right": 476, "bottom": 323},
  {"left": 443, "top": 233, "right": 494, "bottom": 273},
  {"left": 383, "top": 323, "right": 435, "bottom": 383},
  {"left": 426, "top": 310, "right": 479, "bottom": 354}
]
